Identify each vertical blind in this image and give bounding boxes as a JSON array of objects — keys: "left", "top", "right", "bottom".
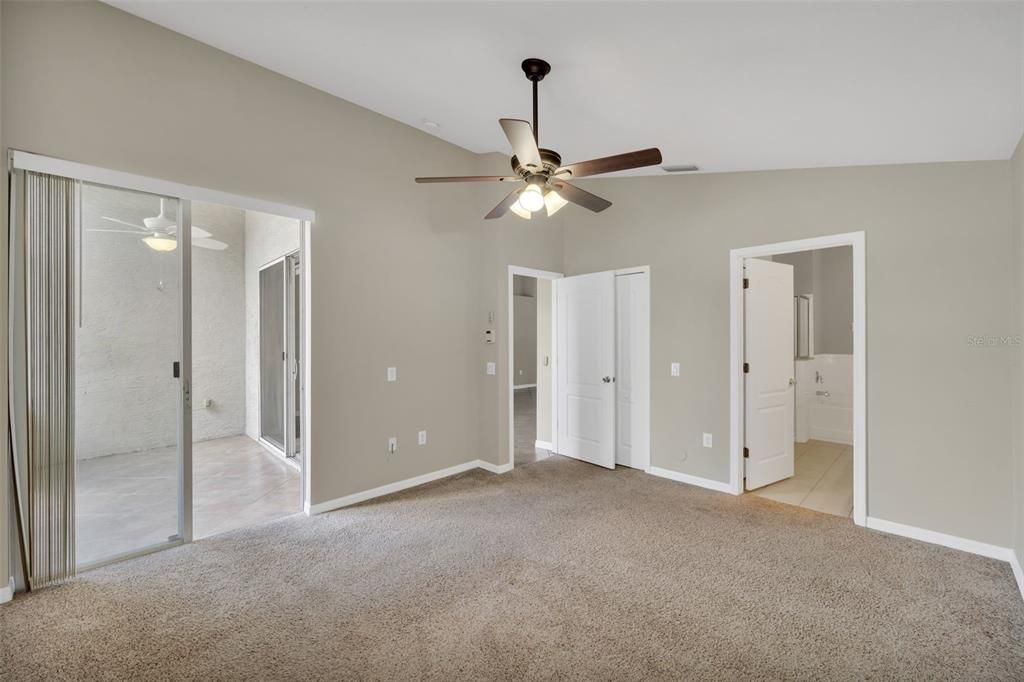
[{"left": 16, "top": 171, "right": 77, "bottom": 588}]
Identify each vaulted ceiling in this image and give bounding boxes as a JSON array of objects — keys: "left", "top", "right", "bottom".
[{"left": 109, "top": 1, "right": 1024, "bottom": 175}]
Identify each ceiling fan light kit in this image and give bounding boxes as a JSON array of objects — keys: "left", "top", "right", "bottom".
[
  {"left": 416, "top": 58, "right": 662, "bottom": 220},
  {"left": 142, "top": 234, "right": 178, "bottom": 252}
]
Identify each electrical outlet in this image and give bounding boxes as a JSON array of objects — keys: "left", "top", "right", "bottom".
[
  {"left": 702, "top": 433, "right": 713, "bottom": 448},
  {"left": 486, "top": 362, "right": 496, "bottom": 375},
  {"left": 671, "top": 362, "right": 680, "bottom": 377},
  {"left": 388, "top": 437, "right": 397, "bottom": 454},
  {"left": 418, "top": 430, "right": 427, "bottom": 445},
  {"left": 387, "top": 367, "right": 397, "bottom": 382}
]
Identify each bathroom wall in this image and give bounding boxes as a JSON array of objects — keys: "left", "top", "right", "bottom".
[
  {"left": 795, "top": 354, "right": 853, "bottom": 445},
  {"left": 774, "top": 246, "right": 853, "bottom": 354}
]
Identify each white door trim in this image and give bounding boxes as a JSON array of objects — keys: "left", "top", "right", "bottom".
[
  {"left": 729, "top": 231, "right": 866, "bottom": 526},
  {"left": 507, "top": 266, "right": 563, "bottom": 470}
]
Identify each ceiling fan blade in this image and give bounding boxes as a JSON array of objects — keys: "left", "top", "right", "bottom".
[
  {"left": 166, "top": 224, "right": 214, "bottom": 239},
  {"left": 193, "top": 237, "right": 228, "bottom": 251},
  {"left": 499, "top": 119, "right": 542, "bottom": 171},
  {"left": 555, "top": 148, "right": 663, "bottom": 179},
  {"left": 415, "top": 175, "right": 520, "bottom": 184},
  {"left": 101, "top": 216, "right": 149, "bottom": 231},
  {"left": 549, "top": 181, "right": 612, "bottom": 213},
  {"left": 485, "top": 188, "right": 523, "bottom": 220},
  {"left": 87, "top": 228, "right": 148, "bottom": 234}
]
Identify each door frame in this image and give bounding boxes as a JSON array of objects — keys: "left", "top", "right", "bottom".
[
  {"left": 729, "top": 231, "right": 866, "bottom": 525},
  {"left": 11, "top": 150, "right": 317, "bottom": 534},
  {"left": 507, "top": 265, "right": 563, "bottom": 470}
]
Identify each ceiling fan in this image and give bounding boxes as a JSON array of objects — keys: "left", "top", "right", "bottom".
[
  {"left": 89, "top": 198, "right": 229, "bottom": 252},
  {"left": 415, "top": 58, "right": 662, "bottom": 220}
]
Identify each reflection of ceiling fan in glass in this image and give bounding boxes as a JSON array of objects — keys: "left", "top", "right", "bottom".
[{"left": 89, "top": 198, "right": 228, "bottom": 252}]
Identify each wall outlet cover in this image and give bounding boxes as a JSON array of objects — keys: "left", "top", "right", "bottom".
[
  {"left": 702, "top": 433, "right": 713, "bottom": 448},
  {"left": 418, "top": 430, "right": 427, "bottom": 445},
  {"left": 387, "top": 367, "right": 397, "bottom": 382},
  {"left": 486, "top": 362, "right": 496, "bottom": 375},
  {"left": 671, "top": 362, "right": 680, "bottom": 377}
]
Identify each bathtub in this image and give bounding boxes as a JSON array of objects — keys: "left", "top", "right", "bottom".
[{"left": 795, "top": 354, "right": 853, "bottom": 445}]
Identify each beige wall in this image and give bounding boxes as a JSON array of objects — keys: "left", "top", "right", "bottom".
[
  {"left": 513, "top": 294, "right": 537, "bottom": 386},
  {"left": 536, "top": 278, "right": 553, "bottom": 445},
  {"left": 0, "top": 1, "right": 557, "bottom": 526},
  {"left": 561, "top": 162, "right": 1015, "bottom": 546},
  {"left": 1012, "top": 134, "right": 1024, "bottom": 571}
]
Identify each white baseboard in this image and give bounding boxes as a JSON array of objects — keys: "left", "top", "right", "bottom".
[
  {"left": 535, "top": 440, "right": 553, "bottom": 451},
  {"left": 308, "top": 459, "right": 510, "bottom": 515},
  {"left": 513, "top": 384, "right": 537, "bottom": 389},
  {"left": 808, "top": 428, "right": 853, "bottom": 445},
  {"left": 648, "top": 466, "right": 737, "bottom": 495},
  {"left": 1011, "top": 550, "right": 1024, "bottom": 602},
  {"left": 865, "top": 516, "right": 1014, "bottom": 562},
  {"left": 476, "top": 459, "right": 513, "bottom": 474}
]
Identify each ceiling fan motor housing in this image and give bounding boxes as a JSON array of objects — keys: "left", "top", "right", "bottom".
[{"left": 510, "top": 148, "right": 562, "bottom": 178}]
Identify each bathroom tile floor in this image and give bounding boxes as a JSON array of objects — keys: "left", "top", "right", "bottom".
[{"left": 750, "top": 439, "right": 853, "bottom": 517}]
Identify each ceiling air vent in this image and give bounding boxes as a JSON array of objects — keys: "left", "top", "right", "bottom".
[{"left": 662, "top": 165, "right": 699, "bottom": 173}]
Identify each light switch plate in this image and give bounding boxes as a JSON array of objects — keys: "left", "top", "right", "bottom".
[
  {"left": 387, "top": 367, "right": 397, "bottom": 382},
  {"left": 418, "top": 430, "right": 427, "bottom": 445},
  {"left": 671, "top": 362, "right": 680, "bottom": 377},
  {"left": 702, "top": 433, "right": 713, "bottom": 448},
  {"left": 486, "top": 362, "right": 496, "bottom": 375}
]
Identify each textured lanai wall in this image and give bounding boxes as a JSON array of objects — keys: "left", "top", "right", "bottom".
[{"left": 75, "top": 189, "right": 245, "bottom": 459}]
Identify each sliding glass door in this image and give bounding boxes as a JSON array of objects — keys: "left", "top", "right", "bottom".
[
  {"left": 259, "top": 252, "right": 302, "bottom": 463},
  {"left": 74, "top": 183, "right": 190, "bottom": 567}
]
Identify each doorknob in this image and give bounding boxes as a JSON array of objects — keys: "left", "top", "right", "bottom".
[
  {"left": 788, "top": 377, "right": 796, "bottom": 386},
  {"left": 602, "top": 376, "right": 613, "bottom": 383}
]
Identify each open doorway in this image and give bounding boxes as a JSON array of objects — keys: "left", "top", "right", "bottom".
[
  {"left": 511, "top": 271, "right": 557, "bottom": 466},
  {"left": 190, "top": 205, "right": 304, "bottom": 539},
  {"left": 730, "top": 233, "right": 866, "bottom": 525},
  {"left": 506, "top": 265, "right": 650, "bottom": 473}
]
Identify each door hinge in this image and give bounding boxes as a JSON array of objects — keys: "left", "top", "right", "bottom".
[
  {"left": 743, "top": 447, "right": 749, "bottom": 459},
  {"left": 743, "top": 277, "right": 749, "bottom": 289},
  {"left": 743, "top": 362, "right": 749, "bottom": 374},
  {"left": 172, "top": 361, "right": 180, "bottom": 378}
]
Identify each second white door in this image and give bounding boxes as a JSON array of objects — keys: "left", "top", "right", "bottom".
[
  {"left": 556, "top": 271, "right": 616, "bottom": 469},
  {"left": 615, "top": 271, "right": 650, "bottom": 470}
]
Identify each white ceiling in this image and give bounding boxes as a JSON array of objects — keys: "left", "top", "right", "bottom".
[{"left": 108, "top": 1, "right": 1024, "bottom": 175}]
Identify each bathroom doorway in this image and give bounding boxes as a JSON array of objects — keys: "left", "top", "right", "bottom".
[{"left": 729, "top": 233, "right": 866, "bottom": 524}]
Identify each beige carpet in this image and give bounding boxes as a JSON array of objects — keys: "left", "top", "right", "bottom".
[{"left": 2, "top": 456, "right": 1023, "bottom": 680}]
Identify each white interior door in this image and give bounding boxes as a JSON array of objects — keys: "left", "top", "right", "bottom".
[
  {"left": 615, "top": 272, "right": 650, "bottom": 470},
  {"left": 556, "top": 271, "right": 616, "bottom": 469},
  {"left": 744, "top": 258, "right": 795, "bottom": 490}
]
